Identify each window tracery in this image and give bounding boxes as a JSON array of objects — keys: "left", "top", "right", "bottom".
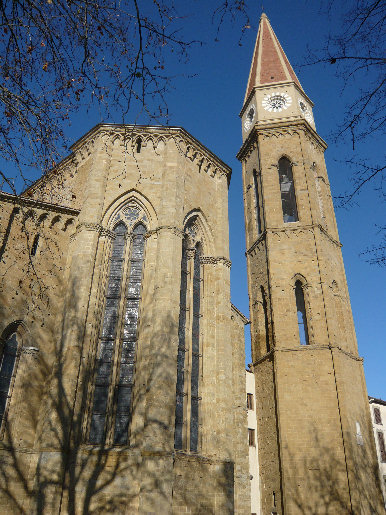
[
  {"left": 88, "top": 203, "right": 147, "bottom": 445},
  {"left": 174, "top": 217, "right": 203, "bottom": 452}
]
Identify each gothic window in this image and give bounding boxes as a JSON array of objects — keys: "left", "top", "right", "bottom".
[
  {"left": 253, "top": 169, "right": 262, "bottom": 234},
  {"left": 261, "top": 286, "right": 270, "bottom": 353},
  {"left": 0, "top": 326, "right": 22, "bottom": 427},
  {"left": 295, "top": 280, "right": 309, "bottom": 345},
  {"left": 278, "top": 157, "right": 298, "bottom": 223},
  {"left": 174, "top": 220, "right": 203, "bottom": 452},
  {"left": 88, "top": 211, "right": 147, "bottom": 445}
]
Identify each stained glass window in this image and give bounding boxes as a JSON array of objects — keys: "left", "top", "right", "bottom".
[
  {"left": 89, "top": 220, "right": 146, "bottom": 445},
  {"left": 174, "top": 232, "right": 202, "bottom": 453},
  {"left": 278, "top": 157, "right": 298, "bottom": 223},
  {"left": 174, "top": 237, "right": 188, "bottom": 450},
  {"left": 113, "top": 223, "right": 146, "bottom": 444},
  {"left": 190, "top": 243, "right": 201, "bottom": 452}
]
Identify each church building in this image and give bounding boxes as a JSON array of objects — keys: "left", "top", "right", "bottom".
[{"left": 0, "top": 13, "right": 383, "bottom": 514}]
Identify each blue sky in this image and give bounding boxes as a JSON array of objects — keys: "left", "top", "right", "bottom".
[{"left": 4, "top": 1, "right": 385, "bottom": 398}]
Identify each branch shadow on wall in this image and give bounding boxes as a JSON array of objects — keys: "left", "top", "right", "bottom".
[{"left": 0, "top": 259, "right": 235, "bottom": 514}]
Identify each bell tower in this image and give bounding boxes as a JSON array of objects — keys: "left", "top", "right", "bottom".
[{"left": 238, "top": 13, "right": 384, "bottom": 514}]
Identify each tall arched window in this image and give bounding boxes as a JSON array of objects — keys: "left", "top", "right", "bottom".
[
  {"left": 295, "top": 280, "right": 309, "bottom": 345},
  {"left": 261, "top": 286, "right": 270, "bottom": 353},
  {"left": 174, "top": 221, "right": 202, "bottom": 452},
  {"left": 88, "top": 220, "right": 146, "bottom": 445},
  {"left": 253, "top": 169, "right": 262, "bottom": 234},
  {"left": 278, "top": 157, "right": 298, "bottom": 223},
  {"left": 0, "top": 325, "right": 22, "bottom": 427}
]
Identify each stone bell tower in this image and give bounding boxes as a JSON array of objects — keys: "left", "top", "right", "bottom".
[{"left": 237, "top": 13, "right": 384, "bottom": 514}]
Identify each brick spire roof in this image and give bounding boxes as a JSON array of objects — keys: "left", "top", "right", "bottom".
[{"left": 244, "top": 13, "right": 303, "bottom": 103}]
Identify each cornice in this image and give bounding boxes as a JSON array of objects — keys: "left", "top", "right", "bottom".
[
  {"left": 239, "top": 81, "right": 314, "bottom": 118},
  {"left": 0, "top": 191, "right": 80, "bottom": 217},
  {"left": 200, "top": 256, "right": 232, "bottom": 268},
  {"left": 252, "top": 344, "right": 363, "bottom": 366},
  {"left": 246, "top": 224, "right": 342, "bottom": 256},
  {"left": 23, "top": 124, "right": 232, "bottom": 197},
  {"left": 237, "top": 119, "right": 327, "bottom": 161},
  {"left": 231, "top": 303, "right": 250, "bottom": 325}
]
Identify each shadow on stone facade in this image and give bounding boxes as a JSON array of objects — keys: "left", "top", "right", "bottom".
[
  {"left": 0, "top": 247, "right": 236, "bottom": 513},
  {"left": 284, "top": 422, "right": 383, "bottom": 514}
]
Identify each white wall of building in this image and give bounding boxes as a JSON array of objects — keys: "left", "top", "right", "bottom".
[
  {"left": 246, "top": 369, "right": 261, "bottom": 514},
  {"left": 369, "top": 397, "right": 386, "bottom": 507}
]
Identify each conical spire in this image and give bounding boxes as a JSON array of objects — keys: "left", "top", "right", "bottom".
[{"left": 244, "top": 13, "right": 303, "bottom": 103}]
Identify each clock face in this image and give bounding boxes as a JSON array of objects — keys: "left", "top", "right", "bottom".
[
  {"left": 298, "top": 98, "right": 313, "bottom": 123},
  {"left": 244, "top": 104, "right": 256, "bottom": 131},
  {"left": 262, "top": 92, "right": 292, "bottom": 113}
]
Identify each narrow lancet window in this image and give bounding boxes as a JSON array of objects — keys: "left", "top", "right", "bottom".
[
  {"left": 174, "top": 237, "right": 188, "bottom": 450},
  {"left": 261, "top": 286, "right": 270, "bottom": 353},
  {"left": 174, "top": 224, "right": 202, "bottom": 452},
  {"left": 253, "top": 170, "right": 262, "bottom": 234},
  {"left": 295, "top": 280, "right": 309, "bottom": 345},
  {"left": 0, "top": 332, "right": 19, "bottom": 424},
  {"left": 190, "top": 242, "right": 201, "bottom": 452},
  {"left": 278, "top": 157, "right": 298, "bottom": 223},
  {"left": 113, "top": 223, "right": 146, "bottom": 444},
  {"left": 89, "top": 222, "right": 127, "bottom": 444}
]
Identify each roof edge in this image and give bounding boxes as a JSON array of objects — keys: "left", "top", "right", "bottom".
[{"left": 231, "top": 303, "right": 250, "bottom": 324}]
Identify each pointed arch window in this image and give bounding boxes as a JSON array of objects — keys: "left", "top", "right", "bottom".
[
  {"left": 0, "top": 325, "right": 23, "bottom": 427},
  {"left": 174, "top": 221, "right": 202, "bottom": 452},
  {"left": 261, "top": 286, "right": 270, "bottom": 353},
  {"left": 278, "top": 157, "right": 298, "bottom": 223},
  {"left": 88, "top": 217, "right": 146, "bottom": 445},
  {"left": 253, "top": 169, "right": 262, "bottom": 234},
  {"left": 295, "top": 280, "right": 309, "bottom": 345}
]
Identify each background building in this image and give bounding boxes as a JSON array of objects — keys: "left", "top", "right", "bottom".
[{"left": 369, "top": 396, "right": 386, "bottom": 506}]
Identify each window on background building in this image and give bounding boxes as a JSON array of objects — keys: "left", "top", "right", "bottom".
[
  {"left": 174, "top": 221, "right": 203, "bottom": 453},
  {"left": 248, "top": 428, "right": 256, "bottom": 446},
  {"left": 374, "top": 407, "right": 382, "bottom": 425},
  {"left": 278, "top": 157, "right": 298, "bottom": 223},
  {"left": 88, "top": 221, "right": 146, "bottom": 445},
  {"left": 377, "top": 431, "right": 386, "bottom": 462},
  {"left": 295, "top": 280, "right": 309, "bottom": 345},
  {"left": 247, "top": 393, "right": 254, "bottom": 410}
]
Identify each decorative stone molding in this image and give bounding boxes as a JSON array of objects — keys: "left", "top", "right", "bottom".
[
  {"left": 200, "top": 256, "right": 231, "bottom": 268},
  {"left": 146, "top": 225, "right": 184, "bottom": 238},
  {"left": 21, "top": 346, "right": 39, "bottom": 359}
]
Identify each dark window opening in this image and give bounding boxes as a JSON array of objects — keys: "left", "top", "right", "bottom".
[
  {"left": 174, "top": 236, "right": 188, "bottom": 451},
  {"left": 278, "top": 157, "right": 298, "bottom": 223},
  {"left": 374, "top": 407, "right": 382, "bottom": 425},
  {"left": 31, "top": 234, "right": 40, "bottom": 256},
  {"left": 261, "top": 287, "right": 270, "bottom": 353},
  {"left": 377, "top": 431, "right": 386, "bottom": 462},
  {"left": 253, "top": 170, "right": 262, "bottom": 234},
  {"left": 295, "top": 281, "right": 309, "bottom": 345},
  {"left": 248, "top": 428, "right": 255, "bottom": 446},
  {"left": 190, "top": 242, "right": 201, "bottom": 452},
  {"left": 0, "top": 333, "right": 19, "bottom": 424},
  {"left": 247, "top": 393, "right": 254, "bottom": 410},
  {"left": 136, "top": 138, "right": 142, "bottom": 153}
]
